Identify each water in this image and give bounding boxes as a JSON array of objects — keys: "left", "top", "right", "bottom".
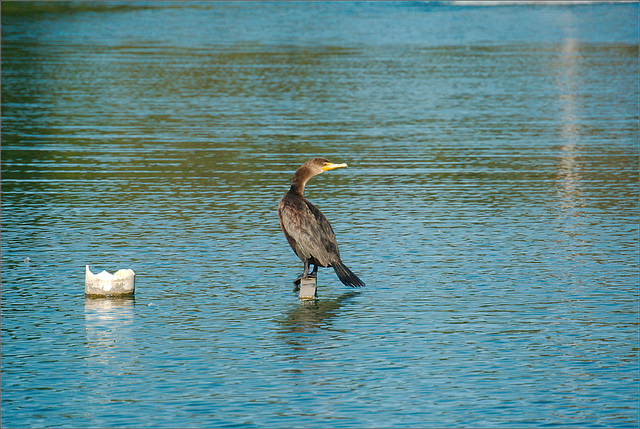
[{"left": 1, "top": 2, "right": 638, "bottom": 427}]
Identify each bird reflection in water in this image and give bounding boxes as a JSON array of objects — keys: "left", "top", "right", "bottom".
[{"left": 278, "top": 291, "right": 361, "bottom": 335}]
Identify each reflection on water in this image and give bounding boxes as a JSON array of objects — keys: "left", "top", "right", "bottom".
[
  {"left": 279, "top": 291, "right": 361, "bottom": 335},
  {"left": 277, "top": 291, "right": 362, "bottom": 380},
  {"left": 1, "top": 2, "right": 638, "bottom": 428},
  {"left": 556, "top": 37, "right": 584, "bottom": 212},
  {"left": 84, "top": 298, "right": 135, "bottom": 366}
]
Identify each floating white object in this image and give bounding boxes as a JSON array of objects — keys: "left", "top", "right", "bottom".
[
  {"left": 298, "top": 277, "right": 317, "bottom": 300},
  {"left": 85, "top": 265, "right": 135, "bottom": 297}
]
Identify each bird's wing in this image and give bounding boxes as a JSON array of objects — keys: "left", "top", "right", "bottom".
[
  {"left": 278, "top": 197, "right": 340, "bottom": 266},
  {"left": 304, "top": 199, "right": 340, "bottom": 257}
]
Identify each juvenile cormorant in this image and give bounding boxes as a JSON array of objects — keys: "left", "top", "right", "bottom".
[{"left": 278, "top": 158, "right": 365, "bottom": 288}]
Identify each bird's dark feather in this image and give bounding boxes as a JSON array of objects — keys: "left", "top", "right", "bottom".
[{"left": 278, "top": 193, "right": 339, "bottom": 267}]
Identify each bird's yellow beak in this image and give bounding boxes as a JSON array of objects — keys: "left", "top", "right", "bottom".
[{"left": 321, "top": 162, "right": 348, "bottom": 172}]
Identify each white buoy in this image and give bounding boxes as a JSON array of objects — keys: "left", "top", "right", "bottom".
[
  {"left": 85, "top": 265, "right": 135, "bottom": 297},
  {"left": 298, "top": 277, "right": 317, "bottom": 300}
]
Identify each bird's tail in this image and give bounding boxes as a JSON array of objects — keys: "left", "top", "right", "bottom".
[{"left": 332, "top": 261, "right": 365, "bottom": 287}]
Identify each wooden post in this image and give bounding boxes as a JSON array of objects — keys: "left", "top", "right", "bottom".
[{"left": 298, "top": 276, "right": 317, "bottom": 300}]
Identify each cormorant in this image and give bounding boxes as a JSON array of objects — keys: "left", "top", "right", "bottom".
[{"left": 278, "top": 158, "right": 365, "bottom": 288}]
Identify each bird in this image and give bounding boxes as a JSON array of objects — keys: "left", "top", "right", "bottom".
[{"left": 278, "top": 157, "right": 365, "bottom": 288}]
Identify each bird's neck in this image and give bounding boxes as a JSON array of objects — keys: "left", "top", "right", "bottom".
[{"left": 289, "top": 166, "right": 314, "bottom": 197}]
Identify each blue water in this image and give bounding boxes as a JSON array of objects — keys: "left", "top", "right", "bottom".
[{"left": 2, "top": 2, "right": 638, "bottom": 427}]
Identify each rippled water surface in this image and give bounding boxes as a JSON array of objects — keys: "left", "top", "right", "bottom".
[{"left": 2, "top": 2, "right": 638, "bottom": 427}]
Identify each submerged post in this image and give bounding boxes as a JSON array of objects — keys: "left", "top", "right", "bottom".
[
  {"left": 298, "top": 276, "right": 317, "bottom": 300},
  {"left": 85, "top": 265, "right": 135, "bottom": 298}
]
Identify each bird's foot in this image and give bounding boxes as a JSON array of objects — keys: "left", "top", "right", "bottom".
[{"left": 293, "top": 272, "right": 316, "bottom": 288}]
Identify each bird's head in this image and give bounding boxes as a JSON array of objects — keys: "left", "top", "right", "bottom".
[
  {"left": 289, "top": 158, "right": 349, "bottom": 196},
  {"left": 306, "top": 157, "right": 348, "bottom": 176}
]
